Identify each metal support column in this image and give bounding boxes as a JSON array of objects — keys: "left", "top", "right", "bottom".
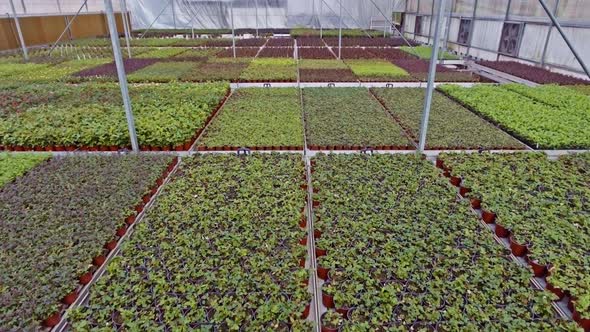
[
  {"left": 265, "top": 0, "right": 268, "bottom": 29},
  {"left": 48, "top": 0, "right": 89, "bottom": 54},
  {"left": 122, "top": 0, "right": 133, "bottom": 39},
  {"left": 537, "top": 0, "right": 590, "bottom": 79},
  {"left": 255, "top": 0, "right": 259, "bottom": 37},
  {"left": 466, "top": 0, "right": 478, "bottom": 57},
  {"left": 231, "top": 0, "right": 236, "bottom": 58},
  {"left": 9, "top": 0, "right": 28, "bottom": 61},
  {"left": 104, "top": 0, "right": 139, "bottom": 152},
  {"left": 541, "top": 0, "right": 559, "bottom": 66},
  {"left": 418, "top": 0, "right": 447, "bottom": 153},
  {"left": 319, "top": 0, "right": 322, "bottom": 38},
  {"left": 171, "top": 0, "right": 177, "bottom": 30},
  {"left": 384, "top": 0, "right": 392, "bottom": 37},
  {"left": 120, "top": 0, "right": 132, "bottom": 57},
  {"left": 338, "top": 0, "right": 343, "bottom": 59}
]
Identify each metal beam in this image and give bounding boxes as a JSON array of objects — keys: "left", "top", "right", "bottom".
[
  {"left": 338, "top": 0, "right": 342, "bottom": 59},
  {"left": 8, "top": 0, "right": 28, "bottom": 61},
  {"left": 104, "top": 0, "right": 139, "bottom": 152},
  {"left": 48, "top": 0, "right": 89, "bottom": 55},
  {"left": 171, "top": 0, "right": 177, "bottom": 30},
  {"left": 418, "top": 0, "right": 447, "bottom": 153},
  {"left": 537, "top": 0, "right": 590, "bottom": 79},
  {"left": 231, "top": 0, "right": 236, "bottom": 58},
  {"left": 255, "top": 0, "right": 259, "bottom": 37},
  {"left": 120, "top": 0, "right": 132, "bottom": 57},
  {"left": 319, "top": 0, "right": 322, "bottom": 38},
  {"left": 541, "top": 0, "right": 559, "bottom": 66},
  {"left": 138, "top": 0, "right": 172, "bottom": 39}
]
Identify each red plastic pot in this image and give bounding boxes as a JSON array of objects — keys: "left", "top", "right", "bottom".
[
  {"left": 93, "top": 255, "right": 106, "bottom": 267},
  {"left": 312, "top": 200, "right": 320, "bottom": 208},
  {"left": 104, "top": 240, "right": 118, "bottom": 251},
  {"left": 301, "top": 304, "right": 311, "bottom": 319},
  {"left": 336, "top": 307, "right": 352, "bottom": 317},
  {"left": 299, "top": 216, "right": 307, "bottom": 228},
  {"left": 314, "top": 229, "right": 322, "bottom": 239},
  {"left": 66, "top": 146, "right": 76, "bottom": 152},
  {"left": 482, "top": 210, "right": 496, "bottom": 224},
  {"left": 528, "top": 260, "right": 548, "bottom": 278},
  {"left": 442, "top": 169, "right": 451, "bottom": 178},
  {"left": 316, "top": 248, "right": 327, "bottom": 257},
  {"left": 79, "top": 272, "right": 93, "bottom": 285},
  {"left": 470, "top": 198, "right": 481, "bottom": 209},
  {"left": 116, "top": 226, "right": 128, "bottom": 237},
  {"left": 494, "top": 224, "right": 511, "bottom": 238},
  {"left": 322, "top": 292, "right": 335, "bottom": 308},
  {"left": 142, "top": 194, "right": 151, "bottom": 204},
  {"left": 43, "top": 312, "right": 61, "bottom": 327},
  {"left": 435, "top": 159, "right": 444, "bottom": 169},
  {"left": 459, "top": 186, "right": 471, "bottom": 197},
  {"left": 109, "top": 145, "right": 118, "bottom": 152},
  {"left": 509, "top": 236, "right": 528, "bottom": 257},
  {"left": 62, "top": 291, "right": 78, "bottom": 305},
  {"left": 299, "top": 237, "right": 308, "bottom": 246},
  {"left": 317, "top": 266, "right": 329, "bottom": 280},
  {"left": 299, "top": 258, "right": 306, "bottom": 268},
  {"left": 183, "top": 142, "right": 192, "bottom": 150},
  {"left": 34, "top": 146, "right": 43, "bottom": 151},
  {"left": 135, "top": 202, "right": 145, "bottom": 212},
  {"left": 321, "top": 312, "right": 344, "bottom": 332},
  {"left": 546, "top": 282, "right": 566, "bottom": 300},
  {"left": 125, "top": 215, "right": 136, "bottom": 225},
  {"left": 450, "top": 176, "right": 462, "bottom": 187}
]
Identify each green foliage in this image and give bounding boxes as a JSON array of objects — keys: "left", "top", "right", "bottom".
[
  {"left": 0, "top": 153, "right": 50, "bottom": 187},
  {"left": 128, "top": 61, "right": 200, "bottom": 82},
  {"left": 303, "top": 88, "right": 411, "bottom": 147},
  {"left": 199, "top": 88, "right": 304, "bottom": 148},
  {"left": 567, "top": 85, "right": 590, "bottom": 96},
  {"left": 439, "top": 84, "right": 590, "bottom": 149},
  {"left": 400, "top": 45, "right": 459, "bottom": 60},
  {"left": 0, "top": 82, "right": 229, "bottom": 148},
  {"left": 174, "top": 48, "right": 221, "bottom": 57},
  {"left": 439, "top": 152, "right": 590, "bottom": 317},
  {"left": 313, "top": 153, "right": 580, "bottom": 330},
  {"left": 298, "top": 59, "right": 348, "bottom": 69},
  {"left": 0, "top": 59, "right": 110, "bottom": 83},
  {"left": 240, "top": 58, "right": 297, "bottom": 81},
  {"left": 136, "top": 47, "right": 188, "bottom": 58},
  {"left": 69, "top": 154, "right": 312, "bottom": 331},
  {"left": 180, "top": 58, "right": 249, "bottom": 82},
  {"left": 345, "top": 59, "right": 412, "bottom": 81},
  {"left": 128, "top": 38, "right": 178, "bottom": 47},
  {"left": 371, "top": 88, "right": 524, "bottom": 149},
  {"left": 0, "top": 155, "right": 173, "bottom": 330}
]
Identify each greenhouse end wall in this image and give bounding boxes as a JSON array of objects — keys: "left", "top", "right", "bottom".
[{"left": 401, "top": 0, "right": 590, "bottom": 76}]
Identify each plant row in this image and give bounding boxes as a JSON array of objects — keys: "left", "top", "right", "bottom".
[
  {"left": 0, "top": 154, "right": 175, "bottom": 330},
  {"left": 0, "top": 82, "right": 229, "bottom": 150},
  {"left": 370, "top": 88, "right": 525, "bottom": 149},
  {"left": 198, "top": 88, "right": 304, "bottom": 149},
  {"left": 478, "top": 61, "right": 589, "bottom": 85},
  {"left": 438, "top": 84, "right": 590, "bottom": 149},
  {"left": 303, "top": 88, "right": 412, "bottom": 149},
  {"left": 69, "top": 154, "right": 313, "bottom": 331},
  {"left": 311, "top": 153, "right": 580, "bottom": 331},
  {"left": 438, "top": 152, "right": 590, "bottom": 328},
  {"left": 0, "top": 152, "right": 50, "bottom": 187}
]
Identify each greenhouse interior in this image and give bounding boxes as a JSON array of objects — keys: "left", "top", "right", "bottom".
[{"left": 1, "top": 0, "right": 590, "bottom": 331}]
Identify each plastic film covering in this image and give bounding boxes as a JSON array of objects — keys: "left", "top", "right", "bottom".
[
  {"left": 127, "top": 0, "right": 403, "bottom": 30},
  {"left": 0, "top": 0, "right": 121, "bottom": 15}
]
